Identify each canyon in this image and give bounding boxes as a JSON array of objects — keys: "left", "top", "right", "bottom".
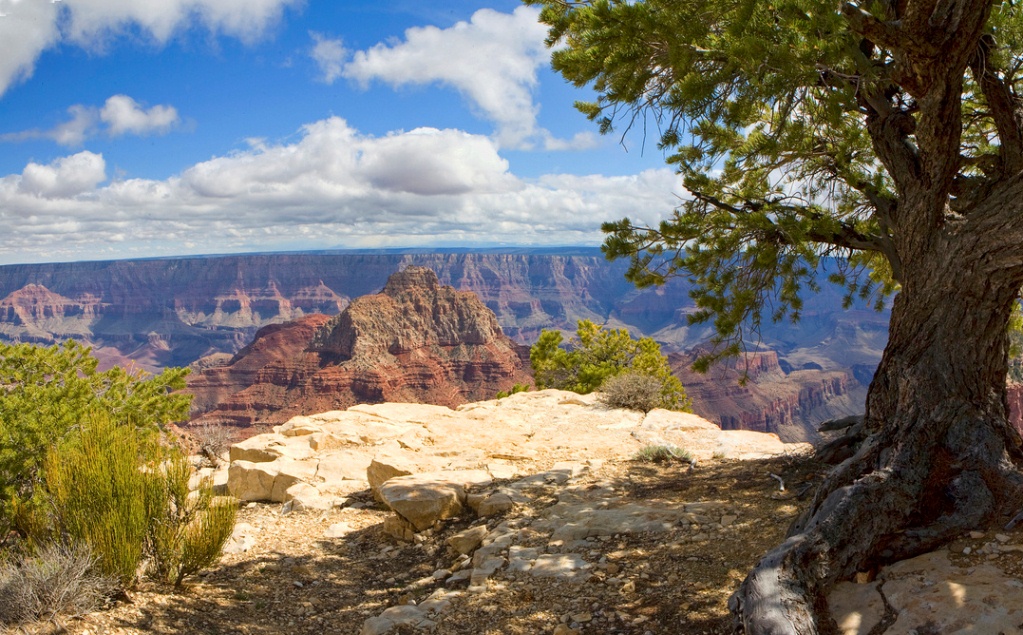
[
  {"left": 0, "top": 250, "right": 887, "bottom": 438},
  {"left": 188, "top": 266, "right": 531, "bottom": 429}
]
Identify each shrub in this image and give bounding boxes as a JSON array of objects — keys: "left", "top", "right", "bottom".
[
  {"left": 0, "top": 542, "right": 115, "bottom": 627},
  {"left": 598, "top": 372, "right": 664, "bottom": 412},
  {"left": 0, "top": 340, "right": 189, "bottom": 545},
  {"left": 530, "top": 320, "right": 691, "bottom": 411},
  {"left": 634, "top": 444, "right": 693, "bottom": 464},
  {"left": 147, "top": 452, "right": 237, "bottom": 588},
  {"left": 193, "top": 422, "right": 232, "bottom": 467},
  {"left": 496, "top": 383, "right": 530, "bottom": 399},
  {"left": 43, "top": 412, "right": 157, "bottom": 586}
]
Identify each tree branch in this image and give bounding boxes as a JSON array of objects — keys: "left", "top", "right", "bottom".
[{"left": 970, "top": 35, "right": 1023, "bottom": 175}]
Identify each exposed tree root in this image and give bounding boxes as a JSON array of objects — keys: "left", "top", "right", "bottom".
[{"left": 730, "top": 417, "right": 1023, "bottom": 635}]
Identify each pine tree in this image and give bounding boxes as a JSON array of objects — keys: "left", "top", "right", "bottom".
[{"left": 528, "top": 2, "right": 1023, "bottom": 632}]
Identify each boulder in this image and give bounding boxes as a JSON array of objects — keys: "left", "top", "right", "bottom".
[
  {"left": 227, "top": 460, "right": 280, "bottom": 501},
  {"left": 269, "top": 458, "right": 320, "bottom": 503},
  {"left": 379, "top": 470, "right": 492, "bottom": 531}
]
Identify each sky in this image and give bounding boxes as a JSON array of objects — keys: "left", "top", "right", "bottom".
[{"left": 0, "top": 0, "right": 684, "bottom": 265}]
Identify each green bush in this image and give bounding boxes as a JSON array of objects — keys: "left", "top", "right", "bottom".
[
  {"left": 598, "top": 372, "right": 664, "bottom": 412},
  {"left": 633, "top": 444, "right": 693, "bottom": 464},
  {"left": 147, "top": 452, "right": 237, "bottom": 588},
  {"left": 0, "top": 340, "right": 189, "bottom": 545},
  {"left": 0, "top": 542, "right": 115, "bottom": 627},
  {"left": 530, "top": 320, "right": 691, "bottom": 411},
  {"left": 0, "top": 341, "right": 235, "bottom": 598},
  {"left": 496, "top": 383, "right": 530, "bottom": 399},
  {"left": 43, "top": 412, "right": 156, "bottom": 586},
  {"left": 43, "top": 414, "right": 236, "bottom": 590}
]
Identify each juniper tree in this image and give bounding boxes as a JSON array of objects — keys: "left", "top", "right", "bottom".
[{"left": 528, "top": 1, "right": 1023, "bottom": 633}]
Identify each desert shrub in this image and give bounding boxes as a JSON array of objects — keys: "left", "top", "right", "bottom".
[
  {"left": 43, "top": 412, "right": 158, "bottom": 586},
  {"left": 147, "top": 452, "right": 237, "bottom": 588},
  {"left": 193, "top": 422, "right": 232, "bottom": 467},
  {"left": 598, "top": 372, "right": 664, "bottom": 412},
  {"left": 0, "top": 542, "right": 115, "bottom": 626},
  {"left": 496, "top": 383, "right": 531, "bottom": 399},
  {"left": 634, "top": 444, "right": 693, "bottom": 464},
  {"left": 0, "top": 340, "right": 189, "bottom": 545},
  {"left": 530, "top": 320, "right": 691, "bottom": 411}
]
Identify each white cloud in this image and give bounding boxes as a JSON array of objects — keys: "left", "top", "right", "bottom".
[
  {"left": 100, "top": 95, "right": 179, "bottom": 137},
  {"left": 310, "top": 32, "right": 346, "bottom": 84},
  {"left": 18, "top": 151, "right": 107, "bottom": 198},
  {"left": 0, "top": 117, "right": 685, "bottom": 263},
  {"left": 1, "top": 95, "right": 180, "bottom": 146},
  {"left": 343, "top": 6, "right": 585, "bottom": 152},
  {"left": 0, "top": 0, "right": 300, "bottom": 97}
]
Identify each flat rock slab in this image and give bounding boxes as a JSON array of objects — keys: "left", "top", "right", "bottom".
[
  {"left": 530, "top": 553, "right": 591, "bottom": 582},
  {"left": 829, "top": 550, "right": 1023, "bottom": 635}
]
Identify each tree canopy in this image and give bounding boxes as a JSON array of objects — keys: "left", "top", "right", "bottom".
[
  {"left": 530, "top": 319, "right": 690, "bottom": 410},
  {"left": 530, "top": 0, "right": 1023, "bottom": 359}
]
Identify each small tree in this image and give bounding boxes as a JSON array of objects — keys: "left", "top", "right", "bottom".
[{"left": 530, "top": 320, "right": 691, "bottom": 411}]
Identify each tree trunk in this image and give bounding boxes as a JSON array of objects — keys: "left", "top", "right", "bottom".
[{"left": 730, "top": 250, "right": 1023, "bottom": 634}]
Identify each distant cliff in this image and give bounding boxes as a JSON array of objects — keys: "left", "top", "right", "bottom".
[
  {"left": 188, "top": 267, "right": 531, "bottom": 429},
  {"left": 0, "top": 250, "right": 887, "bottom": 367},
  {"left": 672, "top": 351, "right": 866, "bottom": 444},
  {"left": 0, "top": 250, "right": 889, "bottom": 438}
]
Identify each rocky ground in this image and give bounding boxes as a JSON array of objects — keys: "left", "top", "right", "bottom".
[
  {"left": 32, "top": 452, "right": 820, "bottom": 635},
  {"left": 12, "top": 391, "right": 1023, "bottom": 635}
]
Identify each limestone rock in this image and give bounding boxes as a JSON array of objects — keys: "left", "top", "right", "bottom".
[
  {"left": 379, "top": 470, "right": 492, "bottom": 531},
  {"left": 447, "top": 525, "right": 488, "bottom": 555},
  {"left": 227, "top": 460, "right": 280, "bottom": 501},
  {"left": 829, "top": 550, "right": 1023, "bottom": 634}
]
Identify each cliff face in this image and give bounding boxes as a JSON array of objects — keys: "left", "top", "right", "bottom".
[
  {"left": 0, "top": 250, "right": 885, "bottom": 437},
  {"left": 187, "top": 267, "right": 531, "bottom": 430},
  {"left": 0, "top": 251, "right": 888, "bottom": 371},
  {"left": 673, "top": 351, "right": 867, "bottom": 443}
]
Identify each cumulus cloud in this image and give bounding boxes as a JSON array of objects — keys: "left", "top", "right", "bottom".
[
  {"left": 0, "top": 117, "right": 684, "bottom": 263},
  {"left": 310, "top": 32, "right": 346, "bottom": 84},
  {"left": 100, "top": 95, "right": 179, "bottom": 136},
  {"left": 1, "top": 95, "right": 180, "bottom": 146},
  {"left": 18, "top": 151, "right": 107, "bottom": 198},
  {"left": 343, "top": 6, "right": 587, "bottom": 151},
  {"left": 0, "top": 0, "right": 300, "bottom": 97}
]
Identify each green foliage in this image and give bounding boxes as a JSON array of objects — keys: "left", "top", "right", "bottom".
[
  {"left": 526, "top": 0, "right": 1023, "bottom": 365},
  {"left": 0, "top": 340, "right": 190, "bottom": 544},
  {"left": 495, "top": 383, "right": 531, "bottom": 399},
  {"left": 43, "top": 412, "right": 156, "bottom": 586},
  {"left": 147, "top": 452, "right": 237, "bottom": 588},
  {"left": 633, "top": 444, "right": 693, "bottom": 464},
  {"left": 530, "top": 320, "right": 691, "bottom": 411}
]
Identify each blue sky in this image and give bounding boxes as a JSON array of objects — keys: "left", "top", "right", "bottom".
[{"left": 0, "top": 0, "right": 683, "bottom": 264}]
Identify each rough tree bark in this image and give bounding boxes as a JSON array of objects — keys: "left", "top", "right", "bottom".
[{"left": 730, "top": 3, "right": 1023, "bottom": 633}]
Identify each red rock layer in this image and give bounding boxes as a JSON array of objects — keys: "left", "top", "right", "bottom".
[
  {"left": 187, "top": 267, "right": 531, "bottom": 432},
  {"left": 672, "top": 350, "right": 866, "bottom": 443}
]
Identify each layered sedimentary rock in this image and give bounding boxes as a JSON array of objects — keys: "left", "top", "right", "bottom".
[
  {"left": 673, "top": 350, "right": 867, "bottom": 443},
  {"left": 188, "top": 267, "right": 531, "bottom": 430},
  {"left": 0, "top": 250, "right": 886, "bottom": 437}
]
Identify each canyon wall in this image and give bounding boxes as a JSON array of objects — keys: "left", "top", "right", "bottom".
[
  {"left": 0, "top": 250, "right": 888, "bottom": 437},
  {"left": 188, "top": 267, "right": 532, "bottom": 430}
]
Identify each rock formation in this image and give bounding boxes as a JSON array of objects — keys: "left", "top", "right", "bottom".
[
  {"left": 672, "top": 350, "right": 867, "bottom": 443},
  {"left": 187, "top": 267, "right": 531, "bottom": 431}
]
